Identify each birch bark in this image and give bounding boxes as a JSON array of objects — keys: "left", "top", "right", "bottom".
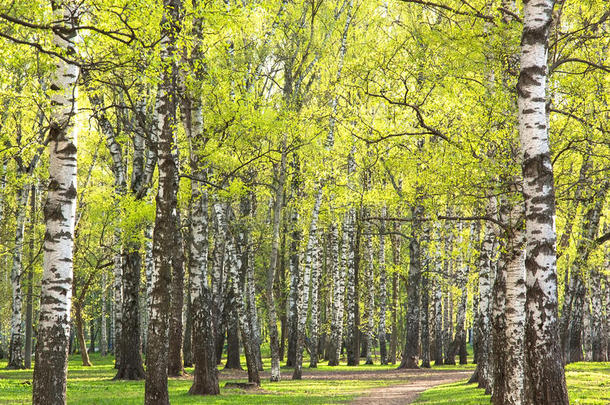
[
  {"left": 8, "top": 185, "right": 30, "bottom": 369},
  {"left": 216, "top": 203, "right": 260, "bottom": 385},
  {"left": 145, "top": 0, "right": 182, "bottom": 402},
  {"left": 32, "top": 2, "right": 79, "bottom": 402},
  {"left": 292, "top": 190, "right": 322, "bottom": 379},
  {"left": 266, "top": 149, "right": 286, "bottom": 380},
  {"left": 378, "top": 206, "right": 388, "bottom": 365},
  {"left": 518, "top": 1, "right": 569, "bottom": 401},
  {"left": 398, "top": 203, "right": 422, "bottom": 369},
  {"left": 327, "top": 222, "right": 344, "bottom": 366}
]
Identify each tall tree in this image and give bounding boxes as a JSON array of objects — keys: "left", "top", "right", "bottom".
[
  {"left": 518, "top": 0, "right": 569, "bottom": 402},
  {"left": 266, "top": 147, "right": 286, "bottom": 380},
  {"left": 145, "top": 0, "right": 183, "bottom": 402},
  {"left": 398, "top": 203, "right": 422, "bottom": 369},
  {"left": 32, "top": 1, "right": 79, "bottom": 403}
]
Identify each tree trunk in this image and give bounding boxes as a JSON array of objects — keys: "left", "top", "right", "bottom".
[
  {"left": 278, "top": 219, "right": 288, "bottom": 362},
  {"left": 363, "top": 218, "right": 375, "bottom": 365},
  {"left": 309, "top": 241, "right": 323, "bottom": 368},
  {"left": 32, "top": 3, "right": 79, "bottom": 402},
  {"left": 168, "top": 214, "right": 185, "bottom": 377},
  {"left": 502, "top": 227, "right": 526, "bottom": 405},
  {"left": 567, "top": 277, "right": 585, "bottom": 363},
  {"left": 286, "top": 153, "right": 301, "bottom": 368},
  {"left": 399, "top": 204, "right": 422, "bottom": 369},
  {"left": 211, "top": 207, "right": 226, "bottom": 365},
  {"left": 344, "top": 149, "right": 358, "bottom": 367},
  {"left": 187, "top": 149, "right": 219, "bottom": 395},
  {"left": 565, "top": 181, "right": 607, "bottom": 363},
  {"left": 115, "top": 248, "right": 145, "bottom": 380},
  {"left": 8, "top": 185, "right": 30, "bottom": 369},
  {"left": 327, "top": 222, "right": 344, "bottom": 366},
  {"left": 582, "top": 296, "right": 592, "bottom": 362},
  {"left": 451, "top": 224, "right": 468, "bottom": 366},
  {"left": 602, "top": 274, "right": 610, "bottom": 360},
  {"left": 89, "top": 320, "right": 96, "bottom": 354},
  {"left": 420, "top": 261, "right": 430, "bottom": 369},
  {"left": 590, "top": 267, "right": 606, "bottom": 361},
  {"left": 113, "top": 250, "right": 122, "bottom": 369},
  {"left": 292, "top": 190, "right": 322, "bottom": 379},
  {"left": 378, "top": 207, "right": 388, "bottom": 365},
  {"left": 100, "top": 270, "right": 108, "bottom": 357},
  {"left": 183, "top": 287, "right": 193, "bottom": 368},
  {"left": 215, "top": 203, "right": 260, "bottom": 385},
  {"left": 24, "top": 184, "right": 37, "bottom": 369},
  {"left": 518, "top": 1, "right": 569, "bottom": 401},
  {"left": 433, "top": 276, "right": 443, "bottom": 366},
  {"left": 224, "top": 301, "right": 242, "bottom": 370},
  {"left": 241, "top": 196, "right": 263, "bottom": 371},
  {"left": 74, "top": 303, "right": 92, "bottom": 367},
  {"left": 443, "top": 230, "right": 454, "bottom": 365},
  {"left": 145, "top": 1, "right": 182, "bottom": 403},
  {"left": 389, "top": 228, "right": 400, "bottom": 365},
  {"left": 266, "top": 148, "right": 286, "bottom": 381},
  {"left": 470, "top": 212, "right": 494, "bottom": 389}
]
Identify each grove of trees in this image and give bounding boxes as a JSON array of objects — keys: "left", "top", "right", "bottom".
[{"left": 0, "top": 0, "right": 608, "bottom": 404}]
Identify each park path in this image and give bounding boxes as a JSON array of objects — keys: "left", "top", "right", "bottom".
[
  {"left": 350, "top": 369, "right": 471, "bottom": 405},
  {"left": 218, "top": 365, "right": 471, "bottom": 404}
]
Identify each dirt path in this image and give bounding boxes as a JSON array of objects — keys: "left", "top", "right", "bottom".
[
  {"left": 350, "top": 369, "right": 472, "bottom": 405},
  {"left": 217, "top": 366, "right": 471, "bottom": 404}
]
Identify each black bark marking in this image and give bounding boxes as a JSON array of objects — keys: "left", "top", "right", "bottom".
[
  {"left": 58, "top": 142, "right": 77, "bottom": 155},
  {"left": 62, "top": 183, "right": 77, "bottom": 199}
]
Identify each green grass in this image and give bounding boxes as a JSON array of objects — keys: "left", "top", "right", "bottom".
[
  {"left": 1, "top": 351, "right": 604, "bottom": 404},
  {"left": 413, "top": 362, "right": 610, "bottom": 405},
  {"left": 0, "top": 353, "right": 406, "bottom": 404}
]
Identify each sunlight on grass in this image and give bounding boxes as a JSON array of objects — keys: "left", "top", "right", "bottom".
[
  {"left": 413, "top": 362, "right": 610, "bottom": 405},
  {"left": 0, "top": 353, "right": 400, "bottom": 404},
  {"left": 1, "top": 351, "right": 606, "bottom": 405}
]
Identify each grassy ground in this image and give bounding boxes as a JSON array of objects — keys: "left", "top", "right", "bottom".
[
  {"left": 0, "top": 351, "right": 606, "bottom": 404},
  {"left": 413, "top": 362, "right": 610, "bottom": 405},
  {"left": 0, "top": 353, "right": 409, "bottom": 404}
]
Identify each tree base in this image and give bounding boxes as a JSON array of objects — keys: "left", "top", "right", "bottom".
[
  {"left": 223, "top": 365, "right": 243, "bottom": 371},
  {"left": 189, "top": 382, "right": 220, "bottom": 395},
  {"left": 114, "top": 365, "right": 146, "bottom": 380},
  {"left": 224, "top": 382, "right": 258, "bottom": 390},
  {"left": 5, "top": 363, "right": 26, "bottom": 370},
  {"left": 397, "top": 356, "right": 419, "bottom": 369}
]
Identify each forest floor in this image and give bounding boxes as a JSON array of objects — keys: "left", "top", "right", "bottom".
[
  {"left": 0, "top": 353, "right": 608, "bottom": 404},
  {"left": 350, "top": 369, "right": 471, "bottom": 404}
]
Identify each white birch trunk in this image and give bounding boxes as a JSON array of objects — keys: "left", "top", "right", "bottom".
[
  {"left": 8, "top": 185, "right": 30, "bottom": 369},
  {"left": 504, "top": 231, "right": 526, "bottom": 405},
  {"left": 292, "top": 189, "right": 322, "bottom": 379},
  {"left": 112, "top": 246, "right": 122, "bottom": 365},
  {"left": 100, "top": 271, "right": 108, "bottom": 356},
  {"left": 590, "top": 265, "right": 606, "bottom": 361},
  {"left": 472, "top": 210, "right": 495, "bottom": 389},
  {"left": 518, "top": 1, "right": 569, "bottom": 402},
  {"left": 214, "top": 203, "right": 260, "bottom": 385},
  {"left": 363, "top": 222, "right": 375, "bottom": 364},
  {"left": 187, "top": 86, "right": 220, "bottom": 395},
  {"left": 266, "top": 148, "right": 286, "bottom": 380},
  {"left": 33, "top": 2, "right": 79, "bottom": 402},
  {"left": 378, "top": 206, "right": 388, "bottom": 365},
  {"left": 309, "top": 238, "right": 323, "bottom": 367},
  {"left": 145, "top": 1, "right": 182, "bottom": 402},
  {"left": 328, "top": 222, "right": 344, "bottom": 365}
]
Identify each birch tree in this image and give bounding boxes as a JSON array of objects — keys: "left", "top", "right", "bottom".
[
  {"left": 518, "top": 1, "right": 569, "bottom": 402},
  {"left": 32, "top": 1, "right": 79, "bottom": 402},
  {"left": 145, "top": 0, "right": 183, "bottom": 402}
]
